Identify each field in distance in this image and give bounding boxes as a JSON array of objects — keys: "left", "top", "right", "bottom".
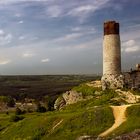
[{"left": 0, "top": 75, "right": 100, "bottom": 101}]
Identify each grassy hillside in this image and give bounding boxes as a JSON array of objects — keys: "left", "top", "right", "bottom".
[
  {"left": 0, "top": 102, "right": 114, "bottom": 140},
  {"left": 0, "top": 81, "right": 140, "bottom": 140}
]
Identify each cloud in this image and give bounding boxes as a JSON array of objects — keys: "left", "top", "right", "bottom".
[
  {"left": 41, "top": 58, "right": 50, "bottom": 63},
  {"left": 68, "top": 5, "right": 95, "bottom": 17},
  {"left": 19, "top": 36, "right": 25, "bottom": 40},
  {"left": 125, "top": 46, "right": 140, "bottom": 53},
  {"left": 0, "top": 0, "right": 49, "bottom": 5},
  {"left": 0, "top": 30, "right": 13, "bottom": 46},
  {"left": 22, "top": 52, "right": 35, "bottom": 58},
  {"left": 71, "top": 26, "right": 95, "bottom": 32},
  {"left": 0, "top": 30, "right": 4, "bottom": 35},
  {"left": 45, "top": 5, "right": 62, "bottom": 18},
  {"left": 53, "top": 33, "right": 83, "bottom": 42},
  {"left": 122, "top": 39, "right": 140, "bottom": 53},
  {"left": 18, "top": 20, "right": 24, "bottom": 24},
  {"left": 122, "top": 40, "right": 135, "bottom": 47},
  {"left": 67, "top": 0, "right": 110, "bottom": 19},
  {"left": 0, "top": 59, "right": 11, "bottom": 65}
]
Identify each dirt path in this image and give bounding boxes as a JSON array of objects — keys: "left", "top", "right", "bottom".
[{"left": 99, "top": 105, "right": 131, "bottom": 137}]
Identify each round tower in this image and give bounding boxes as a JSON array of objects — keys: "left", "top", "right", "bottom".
[{"left": 103, "top": 21, "right": 121, "bottom": 75}]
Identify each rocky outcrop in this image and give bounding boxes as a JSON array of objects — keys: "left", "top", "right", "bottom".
[
  {"left": 112, "top": 129, "right": 140, "bottom": 140},
  {"left": 115, "top": 89, "right": 140, "bottom": 104},
  {"left": 54, "top": 90, "right": 83, "bottom": 110},
  {"left": 86, "top": 80, "right": 101, "bottom": 88},
  {"left": 54, "top": 96, "right": 66, "bottom": 110},
  {"left": 101, "top": 74, "right": 125, "bottom": 90}
]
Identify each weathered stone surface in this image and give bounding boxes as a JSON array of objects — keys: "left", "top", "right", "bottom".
[
  {"left": 54, "top": 96, "right": 66, "bottom": 110},
  {"left": 86, "top": 80, "right": 101, "bottom": 88},
  {"left": 103, "top": 34, "right": 121, "bottom": 75},
  {"left": 112, "top": 129, "right": 140, "bottom": 140},
  {"left": 63, "top": 90, "right": 83, "bottom": 105},
  {"left": 115, "top": 89, "right": 140, "bottom": 104},
  {"left": 101, "top": 74, "right": 125, "bottom": 90},
  {"left": 104, "top": 21, "right": 119, "bottom": 35},
  {"left": 124, "top": 71, "right": 140, "bottom": 89},
  {"left": 54, "top": 90, "right": 83, "bottom": 110}
]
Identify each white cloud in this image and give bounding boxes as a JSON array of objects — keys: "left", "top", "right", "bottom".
[
  {"left": 68, "top": 5, "right": 95, "bottom": 16},
  {"left": 0, "top": 30, "right": 4, "bottom": 35},
  {"left": 19, "top": 36, "right": 25, "bottom": 40},
  {"left": 15, "top": 13, "right": 21, "bottom": 17},
  {"left": 0, "top": 30, "right": 13, "bottom": 46},
  {"left": 122, "top": 39, "right": 140, "bottom": 53},
  {"left": 53, "top": 33, "right": 83, "bottom": 42},
  {"left": 71, "top": 26, "right": 96, "bottom": 35},
  {"left": 125, "top": 46, "right": 140, "bottom": 53},
  {"left": 0, "top": 59, "right": 11, "bottom": 65},
  {"left": 18, "top": 20, "right": 23, "bottom": 24},
  {"left": 122, "top": 40, "right": 135, "bottom": 47},
  {"left": 68, "top": 0, "right": 110, "bottom": 18},
  {"left": 41, "top": 58, "right": 50, "bottom": 63},
  {"left": 0, "top": 0, "right": 49, "bottom": 5},
  {"left": 71, "top": 27, "right": 81, "bottom": 32},
  {"left": 45, "top": 5, "right": 62, "bottom": 18},
  {"left": 22, "top": 52, "right": 35, "bottom": 58}
]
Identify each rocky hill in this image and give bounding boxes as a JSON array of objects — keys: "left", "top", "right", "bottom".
[{"left": 0, "top": 80, "right": 140, "bottom": 140}]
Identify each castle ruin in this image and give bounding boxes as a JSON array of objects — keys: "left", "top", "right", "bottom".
[{"left": 101, "top": 21, "right": 140, "bottom": 90}]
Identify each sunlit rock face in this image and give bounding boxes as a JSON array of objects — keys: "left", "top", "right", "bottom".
[{"left": 101, "top": 74, "right": 125, "bottom": 90}]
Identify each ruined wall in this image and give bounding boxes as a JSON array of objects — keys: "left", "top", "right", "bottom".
[{"left": 124, "top": 71, "right": 140, "bottom": 89}]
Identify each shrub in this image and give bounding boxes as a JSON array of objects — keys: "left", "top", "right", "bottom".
[
  {"left": 0, "top": 96, "right": 15, "bottom": 107},
  {"left": 36, "top": 104, "right": 46, "bottom": 113},
  {"left": 15, "top": 107, "right": 23, "bottom": 115},
  {"left": 10, "top": 115, "right": 24, "bottom": 122}
]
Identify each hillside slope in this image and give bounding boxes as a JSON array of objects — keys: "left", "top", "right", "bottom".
[{"left": 0, "top": 82, "right": 140, "bottom": 140}]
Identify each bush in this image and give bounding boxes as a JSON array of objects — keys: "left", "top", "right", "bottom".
[
  {"left": 0, "top": 96, "right": 15, "bottom": 107},
  {"left": 10, "top": 115, "right": 24, "bottom": 122},
  {"left": 36, "top": 104, "right": 46, "bottom": 113},
  {"left": 15, "top": 107, "right": 23, "bottom": 115},
  {"left": 6, "top": 96, "right": 15, "bottom": 107},
  {"left": 43, "top": 95, "right": 53, "bottom": 111}
]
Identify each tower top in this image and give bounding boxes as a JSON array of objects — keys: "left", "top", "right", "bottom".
[{"left": 104, "top": 21, "right": 119, "bottom": 35}]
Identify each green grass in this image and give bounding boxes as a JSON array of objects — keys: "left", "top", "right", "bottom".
[
  {"left": 0, "top": 102, "right": 114, "bottom": 140},
  {"left": 109, "top": 104, "right": 140, "bottom": 138},
  {"left": 72, "top": 84, "right": 101, "bottom": 97}
]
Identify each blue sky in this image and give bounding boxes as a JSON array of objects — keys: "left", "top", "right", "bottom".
[{"left": 0, "top": 0, "right": 140, "bottom": 75}]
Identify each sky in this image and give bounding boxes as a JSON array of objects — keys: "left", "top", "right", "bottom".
[{"left": 0, "top": 0, "right": 140, "bottom": 75}]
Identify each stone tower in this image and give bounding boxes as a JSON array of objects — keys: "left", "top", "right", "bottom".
[
  {"left": 101, "top": 21, "right": 124, "bottom": 90},
  {"left": 103, "top": 21, "right": 121, "bottom": 75}
]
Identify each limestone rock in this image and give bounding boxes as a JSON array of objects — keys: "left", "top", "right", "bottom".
[
  {"left": 63, "top": 90, "right": 83, "bottom": 105},
  {"left": 101, "top": 74, "right": 125, "bottom": 90},
  {"left": 54, "top": 96, "right": 66, "bottom": 110},
  {"left": 86, "top": 80, "right": 101, "bottom": 88},
  {"left": 54, "top": 90, "right": 83, "bottom": 110},
  {"left": 116, "top": 89, "right": 140, "bottom": 104}
]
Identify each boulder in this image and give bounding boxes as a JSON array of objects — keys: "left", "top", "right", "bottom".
[
  {"left": 54, "top": 90, "right": 83, "bottom": 110},
  {"left": 63, "top": 90, "right": 83, "bottom": 105}
]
